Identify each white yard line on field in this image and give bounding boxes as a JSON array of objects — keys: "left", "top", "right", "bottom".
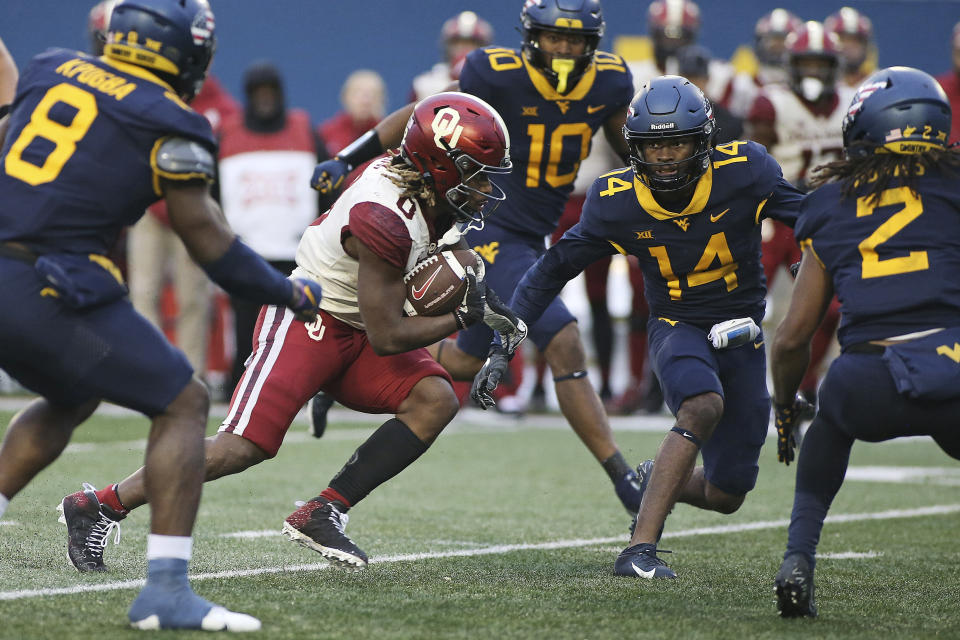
[{"left": 2, "top": 503, "right": 957, "bottom": 602}]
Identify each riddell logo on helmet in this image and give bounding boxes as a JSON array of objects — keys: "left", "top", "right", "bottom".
[{"left": 650, "top": 122, "right": 676, "bottom": 130}]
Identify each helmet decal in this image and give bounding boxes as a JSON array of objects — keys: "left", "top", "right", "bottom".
[{"left": 432, "top": 108, "right": 465, "bottom": 150}]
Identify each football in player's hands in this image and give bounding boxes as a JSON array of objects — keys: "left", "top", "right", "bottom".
[{"left": 403, "top": 249, "right": 484, "bottom": 317}]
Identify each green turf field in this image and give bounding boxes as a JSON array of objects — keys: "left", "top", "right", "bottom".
[{"left": 0, "top": 406, "right": 957, "bottom": 639}]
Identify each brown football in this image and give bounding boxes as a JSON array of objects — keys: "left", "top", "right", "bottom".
[{"left": 403, "top": 249, "right": 484, "bottom": 317}]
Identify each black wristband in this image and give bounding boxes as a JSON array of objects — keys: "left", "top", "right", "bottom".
[
  {"left": 0, "top": 104, "right": 9, "bottom": 119},
  {"left": 336, "top": 129, "right": 382, "bottom": 171}
]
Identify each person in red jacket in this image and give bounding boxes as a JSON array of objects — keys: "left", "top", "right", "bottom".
[
  {"left": 318, "top": 70, "right": 387, "bottom": 188},
  {"left": 219, "top": 61, "right": 329, "bottom": 392},
  {"left": 936, "top": 22, "right": 960, "bottom": 144}
]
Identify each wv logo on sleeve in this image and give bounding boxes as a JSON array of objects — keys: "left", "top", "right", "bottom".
[
  {"left": 935, "top": 342, "right": 960, "bottom": 363},
  {"left": 473, "top": 242, "right": 500, "bottom": 265}
]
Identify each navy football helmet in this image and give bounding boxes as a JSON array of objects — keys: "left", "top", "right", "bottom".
[
  {"left": 842, "top": 67, "right": 952, "bottom": 158},
  {"left": 623, "top": 76, "right": 717, "bottom": 192},
  {"left": 104, "top": 0, "right": 216, "bottom": 101},
  {"left": 520, "top": 0, "right": 604, "bottom": 93}
]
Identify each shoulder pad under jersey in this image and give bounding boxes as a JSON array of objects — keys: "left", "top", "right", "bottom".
[{"left": 154, "top": 136, "right": 216, "bottom": 183}]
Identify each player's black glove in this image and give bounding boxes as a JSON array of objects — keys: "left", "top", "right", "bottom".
[
  {"left": 471, "top": 343, "right": 510, "bottom": 410},
  {"left": 310, "top": 157, "right": 350, "bottom": 210},
  {"left": 288, "top": 278, "right": 323, "bottom": 322},
  {"left": 483, "top": 287, "right": 527, "bottom": 354},
  {"left": 789, "top": 261, "right": 801, "bottom": 279},
  {"left": 453, "top": 266, "right": 485, "bottom": 330},
  {"left": 773, "top": 393, "right": 814, "bottom": 466}
]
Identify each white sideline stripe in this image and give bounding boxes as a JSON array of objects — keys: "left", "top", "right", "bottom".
[
  {"left": 819, "top": 551, "right": 882, "bottom": 560},
  {"left": 0, "top": 521, "right": 18, "bottom": 526},
  {"left": 4, "top": 503, "right": 955, "bottom": 602}
]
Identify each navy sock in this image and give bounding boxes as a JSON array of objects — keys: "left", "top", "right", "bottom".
[{"left": 785, "top": 415, "right": 854, "bottom": 569}]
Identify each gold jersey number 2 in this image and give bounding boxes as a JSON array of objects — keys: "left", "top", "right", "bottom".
[
  {"left": 5, "top": 83, "right": 98, "bottom": 186},
  {"left": 857, "top": 186, "right": 929, "bottom": 279}
]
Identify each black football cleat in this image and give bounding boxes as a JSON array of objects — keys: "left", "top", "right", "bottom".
[
  {"left": 775, "top": 552, "right": 818, "bottom": 618},
  {"left": 308, "top": 391, "right": 335, "bottom": 439},
  {"left": 57, "top": 483, "right": 125, "bottom": 572},
  {"left": 282, "top": 500, "right": 368, "bottom": 569},
  {"left": 614, "top": 543, "right": 676, "bottom": 579}
]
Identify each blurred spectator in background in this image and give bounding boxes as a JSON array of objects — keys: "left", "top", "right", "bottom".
[
  {"left": 85, "top": 0, "right": 117, "bottom": 56},
  {"left": 128, "top": 75, "right": 239, "bottom": 389},
  {"left": 935, "top": 22, "right": 960, "bottom": 144},
  {"left": 724, "top": 8, "right": 802, "bottom": 118},
  {"left": 746, "top": 21, "right": 852, "bottom": 407},
  {"left": 319, "top": 70, "right": 387, "bottom": 186},
  {"left": 677, "top": 44, "right": 743, "bottom": 143},
  {"left": 824, "top": 7, "right": 877, "bottom": 88},
  {"left": 0, "top": 36, "right": 17, "bottom": 106},
  {"left": 219, "top": 60, "right": 328, "bottom": 390},
  {"left": 308, "top": 69, "right": 387, "bottom": 435},
  {"left": 410, "top": 11, "right": 493, "bottom": 101}
]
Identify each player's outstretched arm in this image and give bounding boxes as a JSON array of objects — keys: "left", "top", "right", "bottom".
[
  {"left": 311, "top": 81, "right": 461, "bottom": 207},
  {"left": 164, "top": 179, "right": 321, "bottom": 322}
]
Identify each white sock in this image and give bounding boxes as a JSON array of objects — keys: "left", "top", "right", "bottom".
[
  {"left": 146, "top": 534, "right": 193, "bottom": 561},
  {"left": 0, "top": 493, "right": 8, "bottom": 520}
]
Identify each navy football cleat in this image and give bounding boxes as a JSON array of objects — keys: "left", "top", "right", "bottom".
[
  {"left": 774, "top": 553, "right": 818, "bottom": 618},
  {"left": 614, "top": 467, "right": 642, "bottom": 515},
  {"left": 627, "top": 459, "right": 666, "bottom": 543},
  {"left": 614, "top": 543, "right": 676, "bottom": 579},
  {"left": 57, "top": 483, "right": 125, "bottom": 572},
  {"left": 282, "top": 500, "right": 368, "bottom": 569}
]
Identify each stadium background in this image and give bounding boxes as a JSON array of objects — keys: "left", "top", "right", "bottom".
[{"left": 3, "top": 1, "right": 957, "bottom": 120}]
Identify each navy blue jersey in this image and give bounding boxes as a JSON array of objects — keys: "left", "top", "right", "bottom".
[
  {"left": 0, "top": 48, "right": 215, "bottom": 254},
  {"left": 796, "top": 171, "right": 960, "bottom": 348},
  {"left": 511, "top": 140, "right": 803, "bottom": 326},
  {"left": 459, "top": 46, "right": 633, "bottom": 237}
]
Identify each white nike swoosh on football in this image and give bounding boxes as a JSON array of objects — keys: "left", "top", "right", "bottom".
[{"left": 631, "top": 562, "right": 656, "bottom": 579}]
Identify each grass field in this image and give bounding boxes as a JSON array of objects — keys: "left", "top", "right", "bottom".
[{"left": 0, "top": 404, "right": 958, "bottom": 639}]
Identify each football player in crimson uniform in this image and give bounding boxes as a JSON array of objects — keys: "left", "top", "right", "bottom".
[
  {"left": 747, "top": 21, "right": 854, "bottom": 406},
  {"left": 0, "top": 0, "right": 326, "bottom": 630},
  {"left": 311, "top": 0, "right": 649, "bottom": 519},
  {"left": 410, "top": 11, "right": 494, "bottom": 101},
  {"left": 771, "top": 67, "right": 960, "bottom": 618},
  {"left": 473, "top": 77, "right": 804, "bottom": 579},
  {"left": 72, "top": 92, "right": 522, "bottom": 571},
  {"left": 824, "top": 7, "right": 878, "bottom": 89}
]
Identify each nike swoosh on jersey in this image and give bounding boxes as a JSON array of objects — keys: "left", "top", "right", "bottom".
[
  {"left": 631, "top": 562, "right": 656, "bottom": 579},
  {"left": 587, "top": 104, "right": 605, "bottom": 114},
  {"left": 710, "top": 208, "right": 730, "bottom": 222},
  {"left": 411, "top": 266, "right": 443, "bottom": 300},
  {"left": 754, "top": 340, "right": 765, "bottom": 349}
]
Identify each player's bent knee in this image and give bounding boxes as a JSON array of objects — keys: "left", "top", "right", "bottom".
[
  {"left": 677, "top": 393, "right": 723, "bottom": 436},
  {"left": 165, "top": 378, "right": 211, "bottom": 422},
  {"left": 204, "top": 433, "right": 267, "bottom": 479},
  {"left": 404, "top": 376, "right": 460, "bottom": 427},
  {"left": 706, "top": 486, "right": 746, "bottom": 514},
  {"left": 544, "top": 323, "right": 587, "bottom": 370}
]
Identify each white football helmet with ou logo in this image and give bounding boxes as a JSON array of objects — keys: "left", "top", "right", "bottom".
[{"left": 401, "top": 92, "right": 512, "bottom": 228}]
